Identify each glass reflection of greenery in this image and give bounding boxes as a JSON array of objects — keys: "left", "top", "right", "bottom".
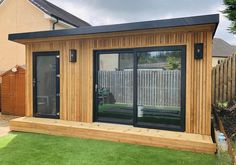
[{"left": 138, "top": 51, "right": 181, "bottom": 67}]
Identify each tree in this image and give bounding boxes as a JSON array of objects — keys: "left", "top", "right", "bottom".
[
  {"left": 223, "top": 0, "right": 236, "bottom": 34},
  {"left": 166, "top": 56, "right": 180, "bottom": 70}
]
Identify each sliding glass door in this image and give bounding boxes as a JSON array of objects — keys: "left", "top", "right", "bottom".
[
  {"left": 94, "top": 46, "right": 185, "bottom": 131},
  {"left": 94, "top": 51, "right": 134, "bottom": 124},
  {"left": 136, "top": 49, "right": 185, "bottom": 130}
]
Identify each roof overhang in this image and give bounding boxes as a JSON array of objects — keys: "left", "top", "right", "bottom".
[{"left": 9, "top": 14, "right": 219, "bottom": 44}]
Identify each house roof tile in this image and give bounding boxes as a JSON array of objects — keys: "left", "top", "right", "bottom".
[
  {"left": 213, "top": 38, "right": 236, "bottom": 57},
  {"left": 29, "top": 0, "right": 91, "bottom": 27},
  {"left": 0, "top": 0, "right": 91, "bottom": 27}
]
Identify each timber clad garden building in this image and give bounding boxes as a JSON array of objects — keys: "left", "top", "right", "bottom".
[{"left": 9, "top": 14, "right": 219, "bottom": 154}]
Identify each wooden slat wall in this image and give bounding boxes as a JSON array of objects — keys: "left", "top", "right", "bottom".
[
  {"left": 212, "top": 54, "right": 236, "bottom": 104},
  {"left": 0, "top": 83, "right": 1, "bottom": 112},
  {"left": 1, "top": 67, "right": 25, "bottom": 116},
  {"left": 15, "top": 68, "right": 26, "bottom": 116},
  {"left": 25, "top": 26, "right": 213, "bottom": 135}
]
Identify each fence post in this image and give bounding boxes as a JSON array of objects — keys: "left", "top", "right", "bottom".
[{"left": 212, "top": 54, "right": 236, "bottom": 104}]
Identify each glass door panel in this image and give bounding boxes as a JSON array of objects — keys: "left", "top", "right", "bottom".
[
  {"left": 136, "top": 50, "right": 183, "bottom": 130},
  {"left": 94, "top": 47, "right": 185, "bottom": 131},
  {"left": 96, "top": 52, "right": 134, "bottom": 124},
  {"left": 33, "top": 52, "right": 60, "bottom": 118}
]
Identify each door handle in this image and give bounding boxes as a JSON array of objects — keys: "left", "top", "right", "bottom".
[
  {"left": 95, "top": 84, "right": 98, "bottom": 92},
  {"left": 33, "top": 79, "right": 38, "bottom": 87}
]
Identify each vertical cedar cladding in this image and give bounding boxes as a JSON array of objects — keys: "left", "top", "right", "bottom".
[{"left": 25, "top": 26, "right": 213, "bottom": 135}]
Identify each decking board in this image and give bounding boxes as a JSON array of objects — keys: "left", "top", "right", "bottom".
[{"left": 10, "top": 117, "right": 216, "bottom": 154}]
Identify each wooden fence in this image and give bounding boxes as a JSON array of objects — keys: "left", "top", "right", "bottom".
[
  {"left": 0, "top": 83, "right": 1, "bottom": 112},
  {"left": 212, "top": 54, "right": 236, "bottom": 104},
  {"left": 98, "top": 70, "right": 181, "bottom": 107}
]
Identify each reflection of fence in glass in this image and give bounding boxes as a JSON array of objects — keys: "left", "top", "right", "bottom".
[{"left": 98, "top": 70, "right": 181, "bottom": 107}]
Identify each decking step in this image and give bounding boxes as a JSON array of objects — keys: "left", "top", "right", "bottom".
[{"left": 10, "top": 117, "right": 216, "bottom": 154}]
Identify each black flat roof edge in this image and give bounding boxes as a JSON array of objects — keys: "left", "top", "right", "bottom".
[{"left": 9, "top": 14, "right": 219, "bottom": 41}]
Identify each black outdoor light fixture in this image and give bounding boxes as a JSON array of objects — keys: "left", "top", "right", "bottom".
[
  {"left": 194, "top": 43, "right": 204, "bottom": 59},
  {"left": 69, "top": 49, "right": 77, "bottom": 62}
]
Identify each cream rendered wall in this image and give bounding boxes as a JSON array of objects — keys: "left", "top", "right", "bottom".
[
  {"left": 0, "top": 0, "right": 70, "bottom": 74},
  {"left": 100, "top": 54, "right": 119, "bottom": 71},
  {"left": 212, "top": 57, "right": 226, "bottom": 67}
]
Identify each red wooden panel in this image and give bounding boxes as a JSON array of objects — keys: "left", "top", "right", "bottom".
[{"left": 1, "top": 67, "right": 25, "bottom": 116}]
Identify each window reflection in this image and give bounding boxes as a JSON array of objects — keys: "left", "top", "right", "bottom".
[
  {"left": 95, "top": 48, "right": 184, "bottom": 131},
  {"left": 137, "top": 50, "right": 182, "bottom": 129},
  {"left": 98, "top": 53, "right": 134, "bottom": 124}
]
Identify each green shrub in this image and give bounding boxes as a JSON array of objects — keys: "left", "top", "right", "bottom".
[
  {"left": 217, "top": 101, "right": 229, "bottom": 110},
  {"left": 216, "top": 152, "right": 232, "bottom": 165}
]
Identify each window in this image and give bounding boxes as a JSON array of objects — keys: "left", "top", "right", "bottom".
[
  {"left": 96, "top": 52, "right": 134, "bottom": 124},
  {"left": 94, "top": 46, "right": 186, "bottom": 131},
  {"left": 136, "top": 50, "right": 184, "bottom": 130}
]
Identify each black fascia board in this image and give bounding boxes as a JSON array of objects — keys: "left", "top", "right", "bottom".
[{"left": 9, "top": 14, "right": 219, "bottom": 41}]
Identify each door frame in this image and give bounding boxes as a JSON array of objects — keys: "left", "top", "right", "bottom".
[
  {"left": 93, "top": 46, "right": 186, "bottom": 131},
  {"left": 32, "top": 51, "right": 60, "bottom": 119},
  {"left": 93, "top": 49, "right": 135, "bottom": 124}
]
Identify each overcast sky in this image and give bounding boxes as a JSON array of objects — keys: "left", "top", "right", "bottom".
[{"left": 48, "top": 0, "right": 236, "bottom": 45}]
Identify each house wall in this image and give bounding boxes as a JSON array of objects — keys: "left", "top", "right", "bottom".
[
  {"left": 99, "top": 54, "right": 119, "bottom": 71},
  {"left": 23, "top": 24, "right": 214, "bottom": 135},
  {"left": 212, "top": 57, "right": 227, "bottom": 67},
  {"left": 0, "top": 0, "right": 71, "bottom": 74}
]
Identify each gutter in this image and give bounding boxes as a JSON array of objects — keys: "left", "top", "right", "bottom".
[
  {"left": 52, "top": 17, "right": 59, "bottom": 30},
  {"left": 44, "top": 14, "right": 75, "bottom": 30}
]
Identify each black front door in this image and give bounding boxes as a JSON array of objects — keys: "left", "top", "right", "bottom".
[{"left": 33, "top": 51, "right": 60, "bottom": 118}]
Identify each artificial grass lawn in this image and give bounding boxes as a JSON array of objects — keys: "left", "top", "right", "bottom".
[
  {"left": 0, "top": 132, "right": 217, "bottom": 165},
  {"left": 99, "top": 104, "right": 181, "bottom": 125},
  {"left": 98, "top": 103, "right": 131, "bottom": 112},
  {"left": 99, "top": 104, "right": 180, "bottom": 112}
]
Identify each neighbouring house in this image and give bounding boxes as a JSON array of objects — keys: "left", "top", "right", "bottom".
[
  {"left": 212, "top": 38, "right": 236, "bottom": 67},
  {"left": 9, "top": 14, "right": 219, "bottom": 154},
  {"left": 0, "top": 0, "right": 90, "bottom": 80}
]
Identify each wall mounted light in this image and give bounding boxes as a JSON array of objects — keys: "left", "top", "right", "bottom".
[
  {"left": 194, "top": 43, "right": 204, "bottom": 60},
  {"left": 69, "top": 49, "right": 77, "bottom": 62}
]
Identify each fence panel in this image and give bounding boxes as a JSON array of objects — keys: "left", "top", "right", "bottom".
[
  {"left": 0, "top": 83, "right": 1, "bottom": 112},
  {"left": 212, "top": 54, "right": 236, "bottom": 104},
  {"left": 98, "top": 70, "right": 181, "bottom": 107}
]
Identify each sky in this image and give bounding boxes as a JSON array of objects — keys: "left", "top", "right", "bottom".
[{"left": 48, "top": 0, "right": 236, "bottom": 45}]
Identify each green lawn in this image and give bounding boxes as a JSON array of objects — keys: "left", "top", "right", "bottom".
[
  {"left": 99, "top": 104, "right": 180, "bottom": 112},
  {"left": 0, "top": 132, "right": 219, "bottom": 165},
  {"left": 99, "top": 104, "right": 181, "bottom": 125}
]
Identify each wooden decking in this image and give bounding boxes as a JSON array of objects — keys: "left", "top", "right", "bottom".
[{"left": 10, "top": 117, "right": 216, "bottom": 154}]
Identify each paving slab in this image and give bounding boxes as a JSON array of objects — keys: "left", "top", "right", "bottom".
[{"left": 0, "top": 113, "right": 18, "bottom": 137}]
